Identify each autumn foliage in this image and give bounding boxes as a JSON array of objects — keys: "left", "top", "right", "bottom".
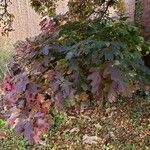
[{"left": 0, "top": 0, "right": 150, "bottom": 145}]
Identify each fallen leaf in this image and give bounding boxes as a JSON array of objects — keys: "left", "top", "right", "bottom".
[
  {"left": 69, "top": 128, "right": 80, "bottom": 133},
  {"left": 82, "top": 134, "right": 99, "bottom": 144},
  {"left": 94, "top": 123, "right": 102, "bottom": 130}
]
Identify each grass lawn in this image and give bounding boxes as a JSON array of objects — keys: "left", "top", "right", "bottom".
[
  {"left": 0, "top": 36, "right": 13, "bottom": 81},
  {"left": 0, "top": 96, "right": 149, "bottom": 150}
]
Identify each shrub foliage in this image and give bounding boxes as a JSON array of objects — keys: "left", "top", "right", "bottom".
[
  {"left": 0, "top": 0, "right": 150, "bottom": 145},
  {"left": 1, "top": 18, "right": 149, "bottom": 144}
]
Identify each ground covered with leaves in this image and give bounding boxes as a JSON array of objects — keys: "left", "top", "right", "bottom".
[{"left": 0, "top": 96, "right": 149, "bottom": 150}]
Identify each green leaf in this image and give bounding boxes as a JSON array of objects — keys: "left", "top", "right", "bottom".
[{"left": 0, "top": 119, "right": 5, "bottom": 126}]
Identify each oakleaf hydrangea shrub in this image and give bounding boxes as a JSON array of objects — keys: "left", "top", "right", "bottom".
[{"left": 1, "top": 18, "right": 150, "bottom": 144}]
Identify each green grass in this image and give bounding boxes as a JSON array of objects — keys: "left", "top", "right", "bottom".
[
  {"left": 0, "top": 125, "right": 26, "bottom": 150},
  {"left": 0, "top": 36, "right": 13, "bottom": 81}
]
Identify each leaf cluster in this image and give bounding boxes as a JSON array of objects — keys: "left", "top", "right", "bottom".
[
  {"left": 0, "top": 0, "right": 14, "bottom": 35},
  {"left": 30, "top": 0, "right": 118, "bottom": 21}
]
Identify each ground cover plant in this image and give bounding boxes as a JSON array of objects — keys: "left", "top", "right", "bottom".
[{"left": 0, "top": 0, "right": 150, "bottom": 145}]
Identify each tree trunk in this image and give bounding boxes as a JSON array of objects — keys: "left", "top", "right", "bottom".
[
  {"left": 141, "top": 0, "right": 150, "bottom": 68},
  {"left": 134, "top": 0, "right": 150, "bottom": 68},
  {"left": 142, "top": 0, "right": 150, "bottom": 40}
]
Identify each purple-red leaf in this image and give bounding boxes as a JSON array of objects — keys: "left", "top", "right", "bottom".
[
  {"left": 88, "top": 71, "right": 101, "bottom": 95},
  {"left": 24, "top": 121, "right": 33, "bottom": 143},
  {"left": 26, "top": 82, "right": 39, "bottom": 94},
  {"left": 103, "top": 63, "right": 128, "bottom": 100},
  {"left": 42, "top": 45, "right": 49, "bottom": 55},
  {"left": 13, "top": 73, "right": 29, "bottom": 93},
  {"left": 107, "top": 81, "right": 118, "bottom": 102},
  {"left": 15, "top": 120, "right": 35, "bottom": 143}
]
